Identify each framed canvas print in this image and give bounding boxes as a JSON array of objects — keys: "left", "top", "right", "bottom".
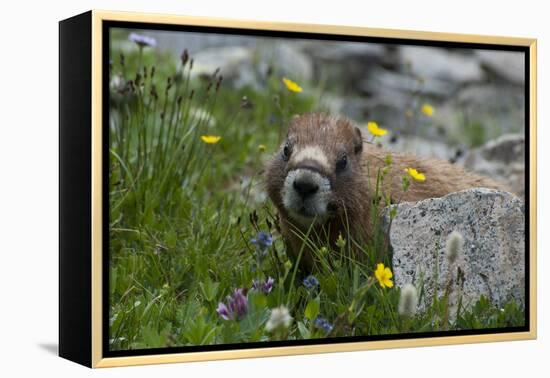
[{"left": 59, "top": 10, "right": 537, "bottom": 368}]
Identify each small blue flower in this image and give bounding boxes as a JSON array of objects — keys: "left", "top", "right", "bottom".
[
  {"left": 250, "top": 231, "right": 273, "bottom": 250},
  {"left": 252, "top": 277, "right": 275, "bottom": 294},
  {"left": 303, "top": 275, "right": 320, "bottom": 290},
  {"left": 314, "top": 316, "right": 334, "bottom": 333},
  {"left": 128, "top": 32, "right": 157, "bottom": 48}
]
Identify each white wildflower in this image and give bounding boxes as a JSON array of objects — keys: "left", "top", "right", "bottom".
[
  {"left": 446, "top": 230, "right": 464, "bottom": 266},
  {"left": 265, "top": 306, "right": 292, "bottom": 332},
  {"left": 398, "top": 284, "right": 419, "bottom": 316}
]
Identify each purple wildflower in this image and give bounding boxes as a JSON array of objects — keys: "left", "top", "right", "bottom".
[
  {"left": 303, "top": 275, "right": 320, "bottom": 290},
  {"left": 250, "top": 231, "right": 273, "bottom": 251},
  {"left": 128, "top": 32, "right": 157, "bottom": 48},
  {"left": 216, "top": 288, "right": 248, "bottom": 321},
  {"left": 216, "top": 302, "right": 230, "bottom": 320},
  {"left": 252, "top": 277, "right": 275, "bottom": 294},
  {"left": 314, "top": 316, "right": 334, "bottom": 333}
]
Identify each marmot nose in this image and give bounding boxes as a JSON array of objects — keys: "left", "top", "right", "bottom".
[{"left": 293, "top": 178, "right": 319, "bottom": 198}]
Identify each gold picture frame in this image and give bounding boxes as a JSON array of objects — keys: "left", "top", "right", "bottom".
[{"left": 59, "top": 9, "right": 537, "bottom": 368}]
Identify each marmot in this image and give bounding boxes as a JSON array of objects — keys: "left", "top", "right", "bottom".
[{"left": 265, "top": 113, "right": 509, "bottom": 269}]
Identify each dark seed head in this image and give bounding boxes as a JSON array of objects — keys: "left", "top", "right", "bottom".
[
  {"left": 180, "top": 49, "right": 189, "bottom": 66},
  {"left": 150, "top": 85, "right": 158, "bottom": 100},
  {"left": 216, "top": 75, "right": 223, "bottom": 91}
]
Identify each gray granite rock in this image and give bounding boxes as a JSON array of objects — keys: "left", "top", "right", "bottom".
[
  {"left": 378, "top": 134, "right": 455, "bottom": 161},
  {"left": 384, "top": 189, "right": 525, "bottom": 320},
  {"left": 399, "top": 46, "right": 484, "bottom": 83},
  {"left": 477, "top": 50, "right": 525, "bottom": 84},
  {"left": 189, "top": 43, "right": 314, "bottom": 89},
  {"left": 190, "top": 46, "right": 258, "bottom": 89},
  {"left": 359, "top": 67, "right": 456, "bottom": 99},
  {"left": 300, "top": 40, "right": 386, "bottom": 61},
  {"left": 459, "top": 134, "right": 525, "bottom": 198},
  {"left": 257, "top": 42, "right": 314, "bottom": 82}
]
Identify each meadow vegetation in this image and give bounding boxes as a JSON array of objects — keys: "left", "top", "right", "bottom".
[{"left": 108, "top": 32, "right": 524, "bottom": 350}]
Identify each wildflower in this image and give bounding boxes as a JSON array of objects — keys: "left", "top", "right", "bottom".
[
  {"left": 252, "top": 277, "right": 275, "bottom": 294},
  {"left": 405, "top": 167, "right": 426, "bottom": 182},
  {"left": 201, "top": 135, "right": 221, "bottom": 144},
  {"left": 374, "top": 263, "right": 394, "bottom": 289},
  {"left": 303, "top": 275, "right": 320, "bottom": 290},
  {"left": 216, "top": 288, "right": 248, "bottom": 321},
  {"left": 251, "top": 231, "right": 273, "bottom": 262},
  {"left": 282, "top": 77, "right": 303, "bottom": 93},
  {"left": 109, "top": 74, "right": 124, "bottom": 93},
  {"left": 336, "top": 233, "right": 346, "bottom": 248},
  {"left": 314, "top": 316, "right": 334, "bottom": 333},
  {"left": 258, "top": 144, "right": 267, "bottom": 152},
  {"left": 128, "top": 32, "right": 157, "bottom": 48},
  {"left": 250, "top": 231, "right": 273, "bottom": 251},
  {"left": 421, "top": 103, "right": 435, "bottom": 117},
  {"left": 367, "top": 121, "right": 387, "bottom": 137},
  {"left": 265, "top": 306, "right": 293, "bottom": 332},
  {"left": 241, "top": 96, "right": 253, "bottom": 109},
  {"left": 446, "top": 230, "right": 464, "bottom": 266},
  {"left": 398, "top": 284, "right": 419, "bottom": 316}
]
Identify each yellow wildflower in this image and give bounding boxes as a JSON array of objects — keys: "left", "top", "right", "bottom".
[
  {"left": 405, "top": 168, "right": 426, "bottom": 182},
  {"left": 367, "top": 121, "right": 387, "bottom": 137},
  {"left": 282, "top": 77, "right": 303, "bottom": 93},
  {"left": 201, "top": 135, "right": 221, "bottom": 144},
  {"left": 421, "top": 103, "right": 435, "bottom": 117},
  {"left": 375, "top": 263, "right": 394, "bottom": 289},
  {"left": 258, "top": 144, "right": 267, "bottom": 152}
]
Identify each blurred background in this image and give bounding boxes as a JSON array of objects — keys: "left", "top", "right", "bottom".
[
  {"left": 115, "top": 31, "right": 525, "bottom": 196},
  {"left": 112, "top": 29, "right": 526, "bottom": 197}
]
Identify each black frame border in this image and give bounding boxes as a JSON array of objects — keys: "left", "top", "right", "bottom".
[{"left": 101, "top": 20, "right": 531, "bottom": 359}]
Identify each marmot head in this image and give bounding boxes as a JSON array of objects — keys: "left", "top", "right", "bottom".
[{"left": 266, "top": 113, "right": 364, "bottom": 228}]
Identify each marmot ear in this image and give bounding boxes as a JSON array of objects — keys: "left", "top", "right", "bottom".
[{"left": 353, "top": 126, "right": 363, "bottom": 154}]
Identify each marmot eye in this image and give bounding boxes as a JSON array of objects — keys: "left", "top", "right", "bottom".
[
  {"left": 282, "top": 143, "right": 292, "bottom": 161},
  {"left": 336, "top": 154, "right": 348, "bottom": 172}
]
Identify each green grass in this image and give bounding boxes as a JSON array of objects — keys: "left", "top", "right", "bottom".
[{"left": 108, "top": 36, "right": 524, "bottom": 351}]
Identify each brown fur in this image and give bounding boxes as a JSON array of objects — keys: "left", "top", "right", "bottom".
[{"left": 265, "top": 113, "right": 509, "bottom": 269}]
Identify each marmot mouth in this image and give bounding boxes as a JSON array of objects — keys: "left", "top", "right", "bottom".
[{"left": 298, "top": 206, "right": 315, "bottom": 218}]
